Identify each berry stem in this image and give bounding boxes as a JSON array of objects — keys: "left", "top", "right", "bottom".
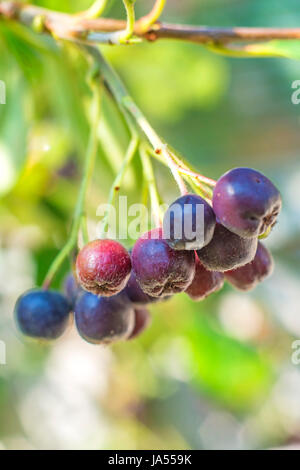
[
  {"left": 122, "top": 97, "right": 188, "bottom": 195},
  {"left": 140, "top": 145, "right": 163, "bottom": 227},
  {"left": 99, "top": 135, "right": 139, "bottom": 238},
  {"left": 79, "top": 0, "right": 109, "bottom": 19},
  {"left": 81, "top": 214, "right": 90, "bottom": 245},
  {"left": 139, "top": 0, "right": 167, "bottom": 32},
  {"left": 119, "top": 0, "right": 137, "bottom": 42},
  {"left": 85, "top": 47, "right": 191, "bottom": 197},
  {"left": 42, "top": 76, "right": 101, "bottom": 289},
  {"left": 146, "top": 145, "right": 213, "bottom": 199},
  {"left": 177, "top": 167, "right": 216, "bottom": 187}
]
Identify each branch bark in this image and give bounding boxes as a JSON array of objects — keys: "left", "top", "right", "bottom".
[{"left": 1, "top": 1, "right": 300, "bottom": 46}]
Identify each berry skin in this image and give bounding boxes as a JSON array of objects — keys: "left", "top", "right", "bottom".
[
  {"left": 163, "top": 193, "right": 216, "bottom": 250},
  {"left": 212, "top": 167, "right": 281, "bottom": 238},
  {"left": 186, "top": 254, "right": 224, "bottom": 301},
  {"left": 225, "top": 242, "right": 274, "bottom": 291},
  {"left": 14, "top": 289, "right": 71, "bottom": 340},
  {"left": 64, "top": 273, "right": 83, "bottom": 308},
  {"left": 74, "top": 291, "right": 134, "bottom": 345},
  {"left": 128, "top": 308, "right": 152, "bottom": 340},
  {"left": 197, "top": 222, "right": 257, "bottom": 272},
  {"left": 123, "top": 270, "right": 159, "bottom": 305},
  {"left": 76, "top": 239, "right": 131, "bottom": 296},
  {"left": 132, "top": 228, "right": 195, "bottom": 298}
]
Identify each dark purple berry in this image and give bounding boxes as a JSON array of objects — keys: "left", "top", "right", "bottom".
[
  {"left": 225, "top": 242, "right": 274, "bottom": 291},
  {"left": 163, "top": 193, "right": 216, "bottom": 250},
  {"left": 132, "top": 228, "right": 195, "bottom": 298},
  {"left": 76, "top": 239, "right": 131, "bottom": 296},
  {"left": 186, "top": 254, "right": 224, "bottom": 301},
  {"left": 14, "top": 289, "right": 71, "bottom": 340},
  {"left": 197, "top": 222, "right": 257, "bottom": 272},
  {"left": 213, "top": 168, "right": 281, "bottom": 238},
  {"left": 123, "top": 270, "right": 159, "bottom": 305},
  {"left": 74, "top": 291, "right": 134, "bottom": 345},
  {"left": 63, "top": 273, "right": 83, "bottom": 308},
  {"left": 128, "top": 308, "right": 152, "bottom": 340}
]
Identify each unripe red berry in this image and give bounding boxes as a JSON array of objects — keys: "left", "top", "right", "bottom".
[{"left": 76, "top": 239, "right": 131, "bottom": 296}]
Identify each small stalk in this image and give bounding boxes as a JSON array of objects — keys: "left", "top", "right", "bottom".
[
  {"left": 43, "top": 77, "right": 101, "bottom": 289},
  {"left": 121, "top": 0, "right": 136, "bottom": 41},
  {"left": 140, "top": 145, "right": 163, "bottom": 227},
  {"left": 80, "top": 0, "right": 109, "bottom": 19},
  {"left": 85, "top": 47, "right": 188, "bottom": 196},
  {"left": 100, "top": 135, "right": 139, "bottom": 238},
  {"left": 139, "top": 0, "right": 166, "bottom": 32}
]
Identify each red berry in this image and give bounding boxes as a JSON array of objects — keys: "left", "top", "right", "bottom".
[
  {"left": 132, "top": 228, "right": 195, "bottom": 297},
  {"left": 76, "top": 239, "right": 131, "bottom": 296},
  {"left": 197, "top": 222, "right": 257, "bottom": 272},
  {"left": 128, "top": 308, "right": 152, "bottom": 340},
  {"left": 225, "top": 242, "right": 274, "bottom": 291},
  {"left": 186, "top": 254, "right": 224, "bottom": 301}
]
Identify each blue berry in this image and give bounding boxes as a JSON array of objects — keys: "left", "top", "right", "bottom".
[
  {"left": 74, "top": 292, "right": 134, "bottom": 345},
  {"left": 63, "top": 273, "right": 83, "bottom": 308},
  {"left": 197, "top": 222, "right": 257, "bottom": 272},
  {"left": 213, "top": 168, "right": 281, "bottom": 238},
  {"left": 123, "top": 270, "right": 159, "bottom": 305},
  {"left": 14, "top": 289, "right": 71, "bottom": 340},
  {"left": 128, "top": 308, "right": 151, "bottom": 340},
  {"left": 163, "top": 194, "right": 216, "bottom": 250}
]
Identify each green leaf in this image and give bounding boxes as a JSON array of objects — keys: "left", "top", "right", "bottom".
[{"left": 186, "top": 315, "right": 274, "bottom": 411}]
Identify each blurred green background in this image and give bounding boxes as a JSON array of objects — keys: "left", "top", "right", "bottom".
[{"left": 0, "top": 0, "right": 300, "bottom": 450}]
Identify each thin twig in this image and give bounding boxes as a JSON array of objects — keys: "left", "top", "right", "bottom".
[
  {"left": 140, "top": 145, "right": 163, "bottom": 227},
  {"left": 99, "top": 136, "right": 139, "bottom": 238},
  {"left": 42, "top": 77, "right": 101, "bottom": 288},
  {"left": 1, "top": 1, "right": 300, "bottom": 47}
]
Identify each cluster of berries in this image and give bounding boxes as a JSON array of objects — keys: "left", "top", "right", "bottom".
[{"left": 14, "top": 168, "right": 281, "bottom": 345}]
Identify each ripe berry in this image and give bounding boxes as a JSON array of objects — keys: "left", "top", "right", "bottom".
[
  {"left": 163, "top": 193, "right": 216, "bottom": 250},
  {"left": 132, "top": 228, "right": 195, "bottom": 297},
  {"left": 225, "top": 242, "right": 274, "bottom": 291},
  {"left": 197, "top": 222, "right": 257, "bottom": 272},
  {"left": 74, "top": 291, "right": 134, "bottom": 345},
  {"left": 186, "top": 254, "right": 224, "bottom": 301},
  {"left": 123, "top": 270, "right": 159, "bottom": 305},
  {"left": 212, "top": 167, "right": 281, "bottom": 238},
  {"left": 76, "top": 239, "right": 131, "bottom": 296},
  {"left": 128, "top": 308, "right": 152, "bottom": 340},
  {"left": 14, "top": 289, "right": 71, "bottom": 340},
  {"left": 64, "top": 273, "right": 83, "bottom": 308}
]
